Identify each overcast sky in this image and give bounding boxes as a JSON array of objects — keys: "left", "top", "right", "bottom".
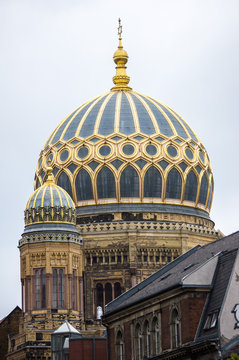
[{"left": 0, "top": 0, "right": 239, "bottom": 319}]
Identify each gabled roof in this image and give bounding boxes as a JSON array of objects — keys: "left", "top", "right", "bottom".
[
  {"left": 0, "top": 306, "right": 22, "bottom": 325},
  {"left": 195, "top": 248, "right": 238, "bottom": 342},
  {"left": 53, "top": 320, "right": 80, "bottom": 334},
  {"left": 104, "top": 231, "right": 239, "bottom": 316}
]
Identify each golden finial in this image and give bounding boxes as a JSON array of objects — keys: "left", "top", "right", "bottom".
[
  {"left": 118, "top": 18, "right": 122, "bottom": 40},
  {"left": 111, "top": 18, "right": 132, "bottom": 91},
  {"left": 45, "top": 159, "right": 54, "bottom": 184}
]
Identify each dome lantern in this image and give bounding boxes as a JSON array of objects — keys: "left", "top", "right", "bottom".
[{"left": 111, "top": 18, "right": 132, "bottom": 91}]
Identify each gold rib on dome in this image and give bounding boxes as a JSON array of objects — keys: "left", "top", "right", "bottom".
[{"left": 111, "top": 19, "right": 132, "bottom": 92}]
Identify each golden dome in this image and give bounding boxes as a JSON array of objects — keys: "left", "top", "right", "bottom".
[
  {"left": 26, "top": 166, "right": 76, "bottom": 228},
  {"left": 34, "top": 21, "right": 213, "bottom": 221}
]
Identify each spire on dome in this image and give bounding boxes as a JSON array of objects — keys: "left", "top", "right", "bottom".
[
  {"left": 45, "top": 160, "right": 54, "bottom": 184},
  {"left": 111, "top": 18, "right": 132, "bottom": 91}
]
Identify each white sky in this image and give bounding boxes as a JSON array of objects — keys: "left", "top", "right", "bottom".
[{"left": 1, "top": 0, "right": 239, "bottom": 319}]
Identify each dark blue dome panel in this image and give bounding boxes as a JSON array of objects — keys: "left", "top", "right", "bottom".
[
  {"left": 131, "top": 94, "right": 156, "bottom": 135},
  {"left": 63, "top": 98, "right": 98, "bottom": 141},
  {"left": 119, "top": 93, "right": 135, "bottom": 135},
  {"left": 98, "top": 93, "right": 117, "bottom": 136},
  {"left": 44, "top": 91, "right": 200, "bottom": 145}
]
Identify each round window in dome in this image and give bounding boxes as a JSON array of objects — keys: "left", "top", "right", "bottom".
[
  {"left": 167, "top": 145, "right": 178, "bottom": 158},
  {"left": 99, "top": 145, "right": 111, "bottom": 157},
  {"left": 199, "top": 151, "right": 205, "bottom": 164},
  {"left": 185, "top": 147, "right": 194, "bottom": 160},
  {"left": 146, "top": 144, "right": 157, "bottom": 156},
  {"left": 78, "top": 146, "right": 89, "bottom": 159},
  {"left": 60, "top": 149, "right": 69, "bottom": 162},
  {"left": 122, "top": 144, "right": 135, "bottom": 156}
]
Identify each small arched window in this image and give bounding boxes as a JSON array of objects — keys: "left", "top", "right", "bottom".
[
  {"left": 35, "top": 268, "right": 46, "bottom": 310},
  {"left": 97, "top": 167, "right": 116, "bottom": 199},
  {"left": 96, "top": 283, "right": 103, "bottom": 310},
  {"left": 105, "top": 283, "right": 112, "bottom": 305},
  {"left": 184, "top": 170, "right": 198, "bottom": 202},
  {"left": 144, "top": 321, "right": 151, "bottom": 358},
  {"left": 57, "top": 172, "right": 73, "bottom": 199},
  {"left": 135, "top": 324, "right": 143, "bottom": 360},
  {"left": 116, "top": 330, "right": 124, "bottom": 360},
  {"left": 114, "top": 282, "right": 122, "bottom": 299},
  {"left": 166, "top": 168, "right": 182, "bottom": 199},
  {"left": 171, "top": 309, "right": 180, "bottom": 348},
  {"left": 144, "top": 166, "right": 162, "bottom": 197},
  {"left": 152, "top": 317, "right": 160, "bottom": 355},
  {"left": 75, "top": 169, "right": 93, "bottom": 201},
  {"left": 52, "top": 268, "right": 64, "bottom": 309},
  {"left": 198, "top": 173, "right": 208, "bottom": 205},
  {"left": 120, "top": 166, "right": 139, "bottom": 197}
]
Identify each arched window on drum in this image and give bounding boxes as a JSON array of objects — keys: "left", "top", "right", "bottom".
[
  {"left": 57, "top": 172, "right": 73, "bottom": 199},
  {"left": 120, "top": 165, "right": 139, "bottom": 198},
  {"left": 114, "top": 282, "right": 122, "bottom": 298},
  {"left": 184, "top": 170, "right": 198, "bottom": 202},
  {"left": 144, "top": 166, "right": 162, "bottom": 198},
  {"left": 97, "top": 167, "right": 116, "bottom": 199},
  {"left": 198, "top": 173, "right": 208, "bottom": 205},
  {"left": 75, "top": 169, "right": 93, "bottom": 201},
  {"left": 166, "top": 168, "right": 182, "bottom": 199}
]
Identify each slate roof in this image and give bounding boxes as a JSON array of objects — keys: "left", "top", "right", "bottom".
[
  {"left": 105, "top": 231, "right": 239, "bottom": 316},
  {"left": 196, "top": 248, "right": 237, "bottom": 342}
]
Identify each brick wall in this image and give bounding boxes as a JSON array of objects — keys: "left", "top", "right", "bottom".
[
  {"left": 124, "top": 321, "right": 132, "bottom": 360},
  {"left": 0, "top": 306, "right": 22, "bottom": 359},
  {"left": 181, "top": 294, "right": 206, "bottom": 344},
  {"left": 161, "top": 306, "right": 170, "bottom": 350},
  {"left": 69, "top": 337, "right": 107, "bottom": 360}
]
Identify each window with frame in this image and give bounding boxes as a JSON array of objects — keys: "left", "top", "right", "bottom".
[
  {"left": 171, "top": 308, "right": 180, "bottom": 348},
  {"left": 72, "top": 270, "right": 77, "bottom": 310},
  {"left": 152, "top": 317, "right": 160, "bottom": 355},
  {"left": 136, "top": 324, "right": 143, "bottom": 360},
  {"left": 52, "top": 268, "right": 65, "bottom": 309},
  {"left": 35, "top": 268, "right": 46, "bottom": 309},
  {"left": 145, "top": 321, "right": 151, "bottom": 358},
  {"left": 116, "top": 330, "right": 124, "bottom": 360},
  {"left": 203, "top": 311, "right": 218, "bottom": 329}
]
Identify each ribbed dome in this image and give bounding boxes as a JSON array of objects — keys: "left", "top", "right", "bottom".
[
  {"left": 44, "top": 91, "right": 200, "bottom": 143},
  {"left": 25, "top": 167, "right": 76, "bottom": 228},
  {"left": 34, "top": 32, "right": 213, "bottom": 221}
]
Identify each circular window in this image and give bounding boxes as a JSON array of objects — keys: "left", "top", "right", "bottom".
[
  {"left": 146, "top": 144, "right": 157, "bottom": 156},
  {"left": 167, "top": 145, "right": 178, "bottom": 158},
  {"left": 60, "top": 150, "right": 69, "bottom": 162},
  {"left": 78, "top": 147, "right": 89, "bottom": 159},
  {"left": 122, "top": 144, "right": 135, "bottom": 156},
  {"left": 185, "top": 148, "right": 194, "bottom": 160},
  {"left": 99, "top": 145, "right": 111, "bottom": 157},
  {"left": 199, "top": 151, "right": 205, "bottom": 163}
]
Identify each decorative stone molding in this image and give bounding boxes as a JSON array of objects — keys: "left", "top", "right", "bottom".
[
  {"left": 19, "top": 232, "right": 82, "bottom": 247},
  {"left": 77, "top": 220, "right": 218, "bottom": 236},
  {"left": 24, "top": 206, "right": 76, "bottom": 226}
]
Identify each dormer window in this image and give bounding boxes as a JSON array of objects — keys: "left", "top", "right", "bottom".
[{"left": 203, "top": 311, "right": 218, "bottom": 329}]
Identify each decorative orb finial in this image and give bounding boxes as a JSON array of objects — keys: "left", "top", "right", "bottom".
[
  {"left": 111, "top": 19, "right": 132, "bottom": 91},
  {"left": 45, "top": 159, "right": 54, "bottom": 183}
]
